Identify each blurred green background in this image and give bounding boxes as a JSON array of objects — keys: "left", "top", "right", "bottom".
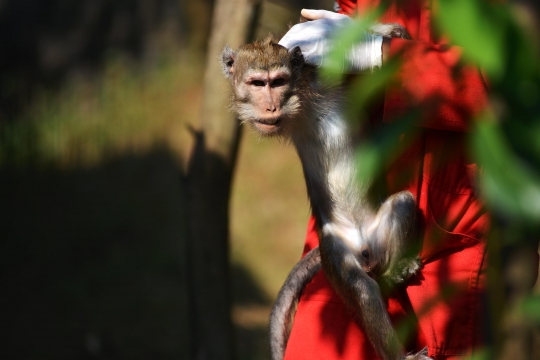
[{"left": 0, "top": 1, "right": 330, "bottom": 359}]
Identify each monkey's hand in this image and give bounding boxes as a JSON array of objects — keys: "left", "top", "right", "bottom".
[
  {"left": 278, "top": 9, "right": 383, "bottom": 72},
  {"left": 386, "top": 256, "right": 423, "bottom": 285},
  {"left": 403, "top": 347, "right": 433, "bottom": 360}
]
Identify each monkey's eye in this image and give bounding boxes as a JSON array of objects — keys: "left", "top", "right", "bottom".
[
  {"left": 271, "top": 78, "right": 287, "bottom": 87},
  {"left": 361, "top": 250, "right": 369, "bottom": 258},
  {"left": 251, "top": 80, "right": 265, "bottom": 87}
]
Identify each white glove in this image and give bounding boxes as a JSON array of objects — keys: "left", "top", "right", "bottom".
[{"left": 278, "top": 9, "right": 383, "bottom": 72}]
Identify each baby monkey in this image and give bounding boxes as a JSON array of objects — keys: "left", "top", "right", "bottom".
[{"left": 221, "top": 22, "right": 430, "bottom": 360}]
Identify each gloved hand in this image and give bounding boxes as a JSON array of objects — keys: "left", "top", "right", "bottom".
[{"left": 278, "top": 9, "right": 383, "bottom": 72}]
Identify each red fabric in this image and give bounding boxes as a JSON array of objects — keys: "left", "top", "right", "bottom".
[
  {"left": 285, "top": 219, "right": 487, "bottom": 359},
  {"left": 283, "top": 1, "right": 497, "bottom": 359}
]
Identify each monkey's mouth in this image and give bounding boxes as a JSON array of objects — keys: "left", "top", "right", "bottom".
[{"left": 253, "top": 117, "right": 282, "bottom": 134}]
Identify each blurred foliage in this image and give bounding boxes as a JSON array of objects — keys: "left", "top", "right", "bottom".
[
  {"left": 0, "top": 52, "right": 201, "bottom": 168},
  {"left": 446, "top": 1, "right": 540, "bottom": 357},
  {"left": 0, "top": 0, "right": 195, "bottom": 121},
  {"left": 438, "top": 3, "right": 540, "bottom": 351},
  {"left": 323, "top": 0, "right": 540, "bottom": 358}
]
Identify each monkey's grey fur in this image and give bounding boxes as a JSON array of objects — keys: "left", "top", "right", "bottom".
[{"left": 221, "top": 22, "right": 431, "bottom": 360}]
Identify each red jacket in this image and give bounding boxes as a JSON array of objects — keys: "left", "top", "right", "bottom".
[{"left": 283, "top": 1, "right": 491, "bottom": 359}]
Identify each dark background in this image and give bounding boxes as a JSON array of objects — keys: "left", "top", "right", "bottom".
[{"left": 0, "top": 1, "right": 330, "bottom": 359}]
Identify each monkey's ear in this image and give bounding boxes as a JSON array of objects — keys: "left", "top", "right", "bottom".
[
  {"left": 221, "top": 45, "right": 236, "bottom": 79},
  {"left": 289, "top": 46, "right": 305, "bottom": 72}
]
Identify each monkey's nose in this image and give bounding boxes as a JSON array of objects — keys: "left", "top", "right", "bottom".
[{"left": 266, "top": 106, "right": 277, "bottom": 112}]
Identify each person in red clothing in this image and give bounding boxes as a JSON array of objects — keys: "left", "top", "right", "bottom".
[{"left": 277, "top": 1, "right": 496, "bottom": 359}]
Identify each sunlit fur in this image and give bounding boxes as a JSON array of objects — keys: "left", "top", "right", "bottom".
[
  {"left": 222, "top": 36, "right": 310, "bottom": 138},
  {"left": 222, "top": 33, "right": 429, "bottom": 360}
]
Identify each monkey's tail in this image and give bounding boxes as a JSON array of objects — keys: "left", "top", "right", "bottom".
[{"left": 269, "top": 247, "right": 321, "bottom": 360}]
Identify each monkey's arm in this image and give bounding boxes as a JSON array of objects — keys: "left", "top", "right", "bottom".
[{"left": 269, "top": 247, "right": 321, "bottom": 360}]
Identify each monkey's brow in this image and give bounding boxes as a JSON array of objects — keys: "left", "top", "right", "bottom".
[{"left": 244, "top": 68, "right": 290, "bottom": 79}]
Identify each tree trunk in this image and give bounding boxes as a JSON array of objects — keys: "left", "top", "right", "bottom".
[{"left": 183, "top": 1, "right": 260, "bottom": 359}]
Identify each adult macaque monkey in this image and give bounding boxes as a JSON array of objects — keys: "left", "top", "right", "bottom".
[{"left": 221, "top": 9, "right": 431, "bottom": 360}]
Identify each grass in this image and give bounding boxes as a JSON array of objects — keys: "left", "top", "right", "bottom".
[
  {"left": 230, "top": 129, "right": 310, "bottom": 359},
  {"left": 0, "top": 42, "right": 309, "bottom": 359},
  {"left": 0, "top": 2, "right": 321, "bottom": 359},
  {"left": 231, "top": 132, "right": 309, "bottom": 295},
  {"left": 0, "top": 51, "right": 202, "bottom": 169}
]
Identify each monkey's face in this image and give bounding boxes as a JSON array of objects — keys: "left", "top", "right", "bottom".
[
  {"left": 234, "top": 67, "right": 297, "bottom": 136},
  {"left": 221, "top": 37, "right": 306, "bottom": 137}
]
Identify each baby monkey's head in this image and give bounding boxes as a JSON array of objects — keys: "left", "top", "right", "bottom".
[{"left": 221, "top": 36, "right": 312, "bottom": 137}]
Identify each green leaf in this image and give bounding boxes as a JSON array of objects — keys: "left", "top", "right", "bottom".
[
  {"left": 319, "top": 11, "right": 381, "bottom": 83},
  {"left": 521, "top": 295, "right": 540, "bottom": 323},
  {"left": 345, "top": 60, "right": 399, "bottom": 118},
  {"left": 461, "top": 348, "right": 491, "bottom": 360},
  {"left": 354, "top": 112, "right": 420, "bottom": 184},
  {"left": 471, "top": 117, "right": 540, "bottom": 224},
  {"left": 437, "top": 0, "right": 507, "bottom": 78}
]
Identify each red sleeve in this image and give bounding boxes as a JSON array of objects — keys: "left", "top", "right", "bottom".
[
  {"left": 336, "top": 0, "right": 358, "bottom": 15},
  {"left": 383, "top": 39, "right": 489, "bottom": 132}
]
